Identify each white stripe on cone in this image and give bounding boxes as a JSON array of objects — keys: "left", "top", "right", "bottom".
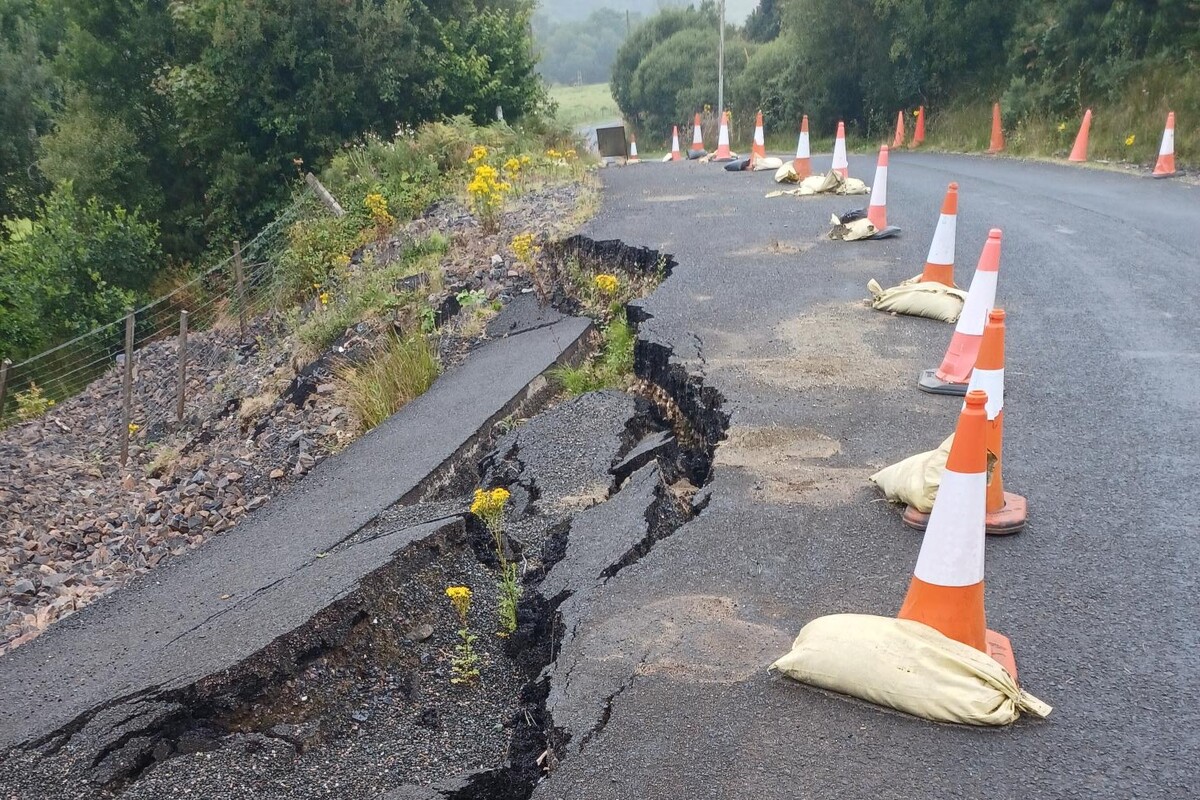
[
  {"left": 1160, "top": 125, "right": 1175, "bottom": 157},
  {"left": 957, "top": 270, "right": 998, "bottom": 337},
  {"left": 869, "top": 165, "right": 888, "bottom": 208},
  {"left": 832, "top": 136, "right": 848, "bottom": 175},
  {"left": 693, "top": 125, "right": 704, "bottom": 147},
  {"left": 718, "top": 122, "right": 730, "bottom": 148},
  {"left": 965, "top": 367, "right": 1004, "bottom": 420},
  {"left": 926, "top": 213, "right": 957, "bottom": 266},
  {"left": 796, "top": 131, "right": 810, "bottom": 159},
  {"left": 754, "top": 127, "right": 765, "bottom": 147},
  {"left": 912, "top": 468, "right": 986, "bottom": 586},
  {"left": 672, "top": 130, "right": 681, "bottom": 153}
]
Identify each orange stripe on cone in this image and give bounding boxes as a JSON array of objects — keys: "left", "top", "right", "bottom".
[
  {"left": 1153, "top": 111, "right": 1177, "bottom": 177},
  {"left": 794, "top": 115, "right": 812, "bottom": 178},
  {"left": 918, "top": 183, "right": 958, "bottom": 286},
  {"left": 898, "top": 390, "right": 989, "bottom": 653},
  {"left": 867, "top": 145, "right": 889, "bottom": 230},
  {"left": 987, "top": 103, "right": 1004, "bottom": 154},
  {"left": 913, "top": 106, "right": 926, "bottom": 146},
  {"left": 904, "top": 308, "right": 1028, "bottom": 535},
  {"left": 925, "top": 230, "right": 1002, "bottom": 390},
  {"left": 714, "top": 111, "right": 733, "bottom": 160},
  {"left": 898, "top": 390, "right": 1018, "bottom": 677},
  {"left": 752, "top": 110, "right": 766, "bottom": 160},
  {"left": 892, "top": 110, "right": 905, "bottom": 149},
  {"left": 1069, "top": 109, "right": 1092, "bottom": 162},
  {"left": 671, "top": 126, "right": 682, "bottom": 161},
  {"left": 690, "top": 113, "right": 704, "bottom": 153}
]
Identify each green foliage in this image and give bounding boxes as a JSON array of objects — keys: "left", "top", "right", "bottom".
[
  {"left": 14, "top": 382, "right": 55, "bottom": 420},
  {"left": 336, "top": 333, "right": 440, "bottom": 432},
  {"left": 0, "top": 183, "right": 160, "bottom": 359},
  {"left": 276, "top": 215, "right": 359, "bottom": 303},
  {"left": 535, "top": 8, "right": 639, "bottom": 86},
  {"left": 744, "top": 0, "right": 781, "bottom": 43},
  {"left": 551, "top": 316, "right": 635, "bottom": 395},
  {"left": 0, "top": 2, "right": 56, "bottom": 220}
]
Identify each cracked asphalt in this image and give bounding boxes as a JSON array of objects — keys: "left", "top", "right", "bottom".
[{"left": 534, "top": 154, "right": 1200, "bottom": 799}]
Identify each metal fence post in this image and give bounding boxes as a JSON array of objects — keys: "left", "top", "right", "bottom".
[
  {"left": 119, "top": 310, "right": 134, "bottom": 467},
  {"left": 175, "top": 310, "right": 189, "bottom": 423},
  {"left": 0, "top": 358, "right": 10, "bottom": 425}
]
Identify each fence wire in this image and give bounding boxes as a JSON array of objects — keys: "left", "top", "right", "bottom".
[{"left": 1, "top": 192, "right": 317, "bottom": 440}]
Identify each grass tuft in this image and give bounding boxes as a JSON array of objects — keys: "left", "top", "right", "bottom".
[
  {"left": 550, "top": 316, "right": 635, "bottom": 396},
  {"left": 336, "top": 333, "right": 440, "bottom": 431}
]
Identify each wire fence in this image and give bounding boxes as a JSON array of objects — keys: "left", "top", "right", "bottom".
[{"left": 0, "top": 189, "right": 326, "bottom": 462}]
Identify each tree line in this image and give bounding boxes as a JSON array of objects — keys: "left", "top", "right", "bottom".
[
  {"left": 614, "top": 0, "right": 1199, "bottom": 139},
  {"left": 0, "top": 0, "right": 543, "bottom": 362}
]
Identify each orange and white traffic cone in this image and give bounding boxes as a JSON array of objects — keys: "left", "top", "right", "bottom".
[
  {"left": 897, "top": 388, "right": 1018, "bottom": 678},
  {"left": 918, "top": 229, "right": 1002, "bottom": 395},
  {"left": 690, "top": 113, "right": 705, "bottom": 156},
  {"left": 866, "top": 145, "right": 891, "bottom": 231},
  {"left": 1069, "top": 109, "right": 1092, "bottom": 162},
  {"left": 904, "top": 309, "right": 1028, "bottom": 535},
  {"left": 913, "top": 106, "right": 926, "bottom": 146},
  {"left": 1153, "top": 111, "right": 1178, "bottom": 178},
  {"left": 917, "top": 183, "right": 958, "bottom": 286},
  {"left": 627, "top": 135, "right": 640, "bottom": 164},
  {"left": 714, "top": 110, "right": 734, "bottom": 161},
  {"left": 794, "top": 115, "right": 812, "bottom": 178},
  {"left": 987, "top": 103, "right": 1005, "bottom": 154},
  {"left": 892, "top": 110, "right": 906, "bottom": 149},
  {"left": 752, "top": 110, "right": 767, "bottom": 162},
  {"left": 670, "top": 126, "right": 682, "bottom": 161},
  {"left": 831, "top": 121, "right": 849, "bottom": 178}
]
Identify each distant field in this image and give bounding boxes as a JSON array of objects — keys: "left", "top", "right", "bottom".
[{"left": 550, "top": 83, "right": 621, "bottom": 128}]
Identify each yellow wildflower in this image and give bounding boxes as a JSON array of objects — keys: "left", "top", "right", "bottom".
[
  {"left": 364, "top": 192, "right": 394, "bottom": 226},
  {"left": 546, "top": 148, "right": 560, "bottom": 160},
  {"left": 471, "top": 487, "right": 511, "bottom": 518},
  {"left": 446, "top": 585, "right": 472, "bottom": 622},
  {"left": 319, "top": 291, "right": 330, "bottom": 306},
  {"left": 467, "top": 145, "right": 489, "bottom": 164},
  {"left": 1125, "top": 134, "right": 1136, "bottom": 146},
  {"left": 503, "top": 157, "right": 521, "bottom": 175},
  {"left": 1057, "top": 122, "right": 1067, "bottom": 133},
  {"left": 511, "top": 232, "right": 539, "bottom": 265},
  {"left": 520, "top": 154, "right": 532, "bottom": 166},
  {"left": 594, "top": 273, "right": 620, "bottom": 295},
  {"left": 128, "top": 422, "right": 140, "bottom": 435}
]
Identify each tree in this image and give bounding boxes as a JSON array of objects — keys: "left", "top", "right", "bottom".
[{"left": 744, "top": 0, "right": 781, "bottom": 42}]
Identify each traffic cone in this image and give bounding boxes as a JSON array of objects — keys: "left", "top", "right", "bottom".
[
  {"left": 904, "top": 309, "right": 1028, "bottom": 535},
  {"left": 832, "top": 121, "right": 849, "bottom": 178},
  {"left": 714, "top": 111, "right": 734, "bottom": 161},
  {"left": 918, "top": 229, "right": 1002, "bottom": 395},
  {"left": 892, "top": 111, "right": 906, "bottom": 149},
  {"left": 987, "top": 103, "right": 1004, "bottom": 154},
  {"left": 794, "top": 116, "right": 812, "bottom": 178},
  {"left": 913, "top": 106, "right": 926, "bottom": 146},
  {"left": 897, "top": 389, "right": 1018, "bottom": 678},
  {"left": 917, "top": 183, "right": 958, "bottom": 286},
  {"left": 752, "top": 110, "right": 767, "bottom": 161},
  {"left": 690, "top": 113, "right": 705, "bottom": 155},
  {"left": 627, "top": 135, "right": 640, "bottom": 164},
  {"left": 670, "top": 126, "right": 682, "bottom": 161},
  {"left": 1153, "top": 111, "right": 1178, "bottom": 178},
  {"left": 866, "top": 145, "right": 890, "bottom": 230},
  {"left": 1069, "top": 109, "right": 1092, "bottom": 162}
]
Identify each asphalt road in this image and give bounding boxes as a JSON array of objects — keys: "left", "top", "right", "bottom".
[{"left": 533, "top": 153, "right": 1200, "bottom": 799}]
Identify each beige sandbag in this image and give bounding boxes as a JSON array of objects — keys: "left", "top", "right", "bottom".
[
  {"left": 866, "top": 278, "right": 967, "bottom": 323},
  {"left": 828, "top": 213, "right": 877, "bottom": 241},
  {"left": 771, "top": 614, "right": 1052, "bottom": 726},
  {"left": 774, "top": 162, "right": 799, "bottom": 183},
  {"left": 768, "top": 170, "right": 870, "bottom": 195},
  {"left": 753, "top": 156, "right": 784, "bottom": 171},
  {"left": 869, "top": 435, "right": 953, "bottom": 512}
]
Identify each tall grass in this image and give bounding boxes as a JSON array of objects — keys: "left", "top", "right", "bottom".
[
  {"left": 550, "top": 316, "right": 635, "bottom": 395},
  {"left": 926, "top": 64, "right": 1199, "bottom": 167},
  {"left": 336, "top": 333, "right": 440, "bottom": 431}
]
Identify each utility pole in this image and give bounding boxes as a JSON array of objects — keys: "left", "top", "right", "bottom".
[{"left": 717, "top": 0, "right": 726, "bottom": 116}]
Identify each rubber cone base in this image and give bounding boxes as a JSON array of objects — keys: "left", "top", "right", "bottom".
[
  {"left": 986, "top": 629, "right": 1018, "bottom": 681},
  {"left": 1151, "top": 171, "right": 1181, "bottom": 179},
  {"left": 869, "top": 226, "right": 902, "bottom": 240},
  {"left": 902, "top": 491, "right": 1028, "bottom": 536},
  {"left": 917, "top": 369, "right": 968, "bottom": 396}
]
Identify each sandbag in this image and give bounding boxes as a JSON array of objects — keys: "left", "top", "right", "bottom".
[
  {"left": 828, "top": 212, "right": 877, "bottom": 241},
  {"left": 867, "top": 278, "right": 967, "bottom": 323},
  {"left": 771, "top": 614, "right": 1052, "bottom": 726},
  {"left": 869, "top": 435, "right": 953, "bottom": 512},
  {"left": 753, "top": 156, "right": 784, "bottom": 171},
  {"left": 769, "top": 170, "right": 870, "bottom": 195}
]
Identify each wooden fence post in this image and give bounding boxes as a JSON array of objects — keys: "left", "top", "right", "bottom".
[
  {"left": 304, "top": 172, "right": 345, "bottom": 217},
  {"left": 119, "top": 309, "right": 135, "bottom": 467},
  {"left": 175, "top": 310, "right": 188, "bottom": 423},
  {"left": 233, "top": 241, "right": 248, "bottom": 341}
]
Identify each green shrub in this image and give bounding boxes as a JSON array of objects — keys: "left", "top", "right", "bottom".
[{"left": 336, "top": 333, "right": 440, "bottom": 431}]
